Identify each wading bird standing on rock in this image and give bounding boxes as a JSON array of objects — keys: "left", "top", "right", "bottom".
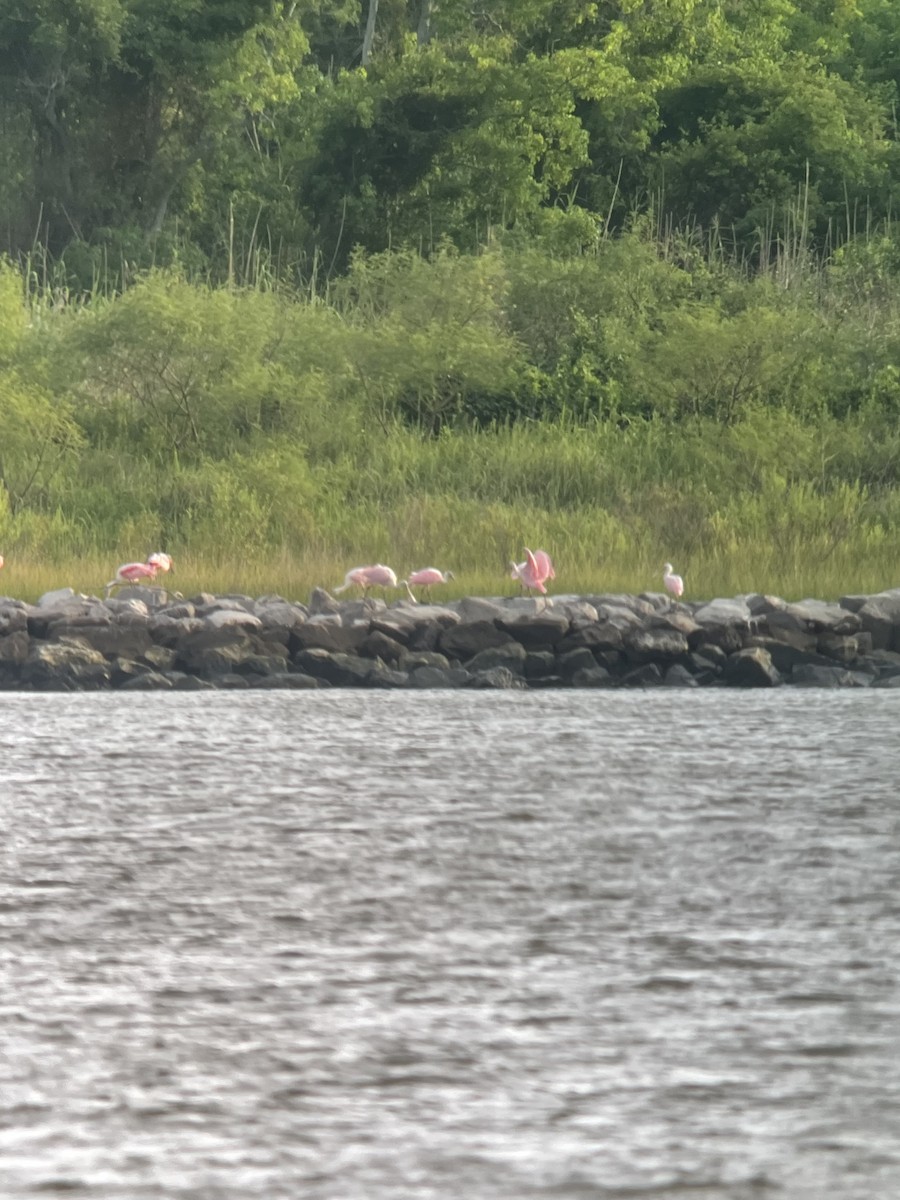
[
  {"left": 105, "top": 553, "right": 174, "bottom": 598},
  {"left": 405, "top": 567, "right": 454, "bottom": 602},
  {"left": 510, "top": 548, "right": 555, "bottom": 595},
  {"left": 334, "top": 564, "right": 399, "bottom": 602},
  {"left": 663, "top": 562, "right": 684, "bottom": 598}
]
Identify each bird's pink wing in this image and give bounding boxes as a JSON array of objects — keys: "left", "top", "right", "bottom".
[{"left": 534, "top": 550, "right": 554, "bottom": 580}]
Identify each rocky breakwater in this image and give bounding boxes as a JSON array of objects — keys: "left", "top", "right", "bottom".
[{"left": 2, "top": 585, "right": 900, "bottom": 691}]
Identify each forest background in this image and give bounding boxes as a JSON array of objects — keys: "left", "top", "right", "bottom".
[{"left": 3, "top": 0, "right": 900, "bottom": 601}]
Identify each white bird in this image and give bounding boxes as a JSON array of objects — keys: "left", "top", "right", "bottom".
[{"left": 663, "top": 562, "right": 684, "bottom": 598}]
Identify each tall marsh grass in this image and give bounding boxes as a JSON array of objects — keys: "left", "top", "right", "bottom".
[{"left": 4, "top": 233, "right": 900, "bottom": 604}]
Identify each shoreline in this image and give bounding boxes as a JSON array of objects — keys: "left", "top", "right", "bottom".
[{"left": 1, "top": 585, "right": 900, "bottom": 692}]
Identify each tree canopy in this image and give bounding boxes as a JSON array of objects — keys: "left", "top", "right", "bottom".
[{"left": 0, "top": 0, "right": 897, "bottom": 278}]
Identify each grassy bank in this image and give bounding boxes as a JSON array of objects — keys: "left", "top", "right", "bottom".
[{"left": 3, "top": 233, "right": 900, "bottom": 604}]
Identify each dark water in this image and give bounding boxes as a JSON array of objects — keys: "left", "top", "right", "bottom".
[{"left": 1, "top": 691, "right": 898, "bottom": 1200}]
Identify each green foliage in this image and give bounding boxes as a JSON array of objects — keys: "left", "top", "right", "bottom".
[
  {"left": 5, "top": 229, "right": 900, "bottom": 598},
  {"left": 333, "top": 248, "right": 530, "bottom": 429}
]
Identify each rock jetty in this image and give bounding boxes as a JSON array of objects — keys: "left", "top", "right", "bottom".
[{"left": 2, "top": 585, "right": 900, "bottom": 691}]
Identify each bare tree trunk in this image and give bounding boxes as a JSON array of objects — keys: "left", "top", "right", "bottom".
[
  {"left": 362, "top": 0, "right": 378, "bottom": 65},
  {"left": 417, "top": 0, "right": 435, "bottom": 47}
]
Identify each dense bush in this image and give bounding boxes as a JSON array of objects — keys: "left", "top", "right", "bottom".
[{"left": 3, "top": 235, "right": 900, "bottom": 600}]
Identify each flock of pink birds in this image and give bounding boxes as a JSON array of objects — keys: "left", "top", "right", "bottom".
[
  {"left": 0, "top": 548, "right": 686, "bottom": 601},
  {"left": 333, "top": 553, "right": 685, "bottom": 602}
]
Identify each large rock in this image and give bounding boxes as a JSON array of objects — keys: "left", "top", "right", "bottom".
[
  {"left": 588, "top": 594, "right": 657, "bottom": 618},
  {"left": 745, "top": 636, "right": 834, "bottom": 675},
  {"left": 556, "top": 647, "right": 600, "bottom": 681},
  {"left": 692, "top": 597, "right": 752, "bottom": 628},
  {"left": 252, "top": 598, "right": 307, "bottom": 639},
  {"left": 663, "top": 663, "right": 700, "bottom": 688},
  {"left": 782, "top": 599, "right": 861, "bottom": 635},
  {"left": 0, "top": 630, "right": 29, "bottom": 665},
  {"left": 467, "top": 665, "right": 527, "bottom": 690},
  {"left": 571, "top": 664, "right": 613, "bottom": 688},
  {"left": 722, "top": 647, "right": 781, "bottom": 688},
  {"left": 788, "top": 664, "right": 871, "bottom": 688},
  {"left": 0, "top": 603, "right": 29, "bottom": 636},
  {"left": 594, "top": 603, "right": 646, "bottom": 632},
  {"left": 372, "top": 605, "right": 459, "bottom": 648},
  {"left": 54, "top": 622, "right": 154, "bottom": 659},
  {"left": 850, "top": 591, "right": 900, "bottom": 651},
  {"left": 359, "top": 629, "right": 406, "bottom": 664},
  {"left": 557, "top": 618, "right": 624, "bottom": 654},
  {"left": 119, "top": 671, "right": 175, "bottom": 691},
  {"left": 438, "top": 620, "right": 514, "bottom": 660},
  {"left": 498, "top": 610, "right": 571, "bottom": 647},
  {"left": 204, "top": 607, "right": 262, "bottom": 629},
  {"left": 21, "top": 640, "right": 111, "bottom": 689},
  {"left": 294, "top": 648, "right": 373, "bottom": 686},
  {"left": 399, "top": 649, "right": 451, "bottom": 672},
  {"left": 620, "top": 662, "right": 664, "bottom": 687},
  {"left": 689, "top": 599, "right": 751, "bottom": 653},
  {"left": 455, "top": 596, "right": 509, "bottom": 622},
  {"left": 308, "top": 587, "right": 342, "bottom": 615},
  {"left": 466, "top": 643, "right": 527, "bottom": 675},
  {"left": 625, "top": 627, "right": 690, "bottom": 663},
  {"left": 754, "top": 609, "right": 817, "bottom": 651},
  {"left": 408, "top": 665, "right": 471, "bottom": 688},
  {"left": 289, "top": 616, "right": 369, "bottom": 655},
  {"left": 252, "top": 672, "right": 321, "bottom": 689},
  {"left": 175, "top": 626, "right": 255, "bottom": 675},
  {"left": 816, "top": 633, "right": 861, "bottom": 663},
  {"left": 149, "top": 614, "right": 206, "bottom": 646}
]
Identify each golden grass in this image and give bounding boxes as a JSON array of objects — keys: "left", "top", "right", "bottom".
[{"left": 2, "top": 543, "right": 894, "bottom": 606}]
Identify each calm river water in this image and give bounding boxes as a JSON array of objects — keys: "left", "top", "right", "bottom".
[{"left": 1, "top": 690, "right": 898, "bottom": 1200}]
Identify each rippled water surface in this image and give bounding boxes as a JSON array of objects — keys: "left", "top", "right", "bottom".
[{"left": 1, "top": 690, "right": 899, "bottom": 1199}]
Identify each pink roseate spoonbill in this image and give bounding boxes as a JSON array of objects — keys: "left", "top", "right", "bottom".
[
  {"left": 0, "top": 554, "right": 4, "bottom": 570},
  {"left": 334, "top": 563, "right": 399, "bottom": 602},
  {"left": 533, "top": 549, "right": 555, "bottom": 582},
  {"left": 104, "top": 558, "right": 160, "bottom": 597},
  {"left": 663, "top": 562, "right": 684, "bottom": 599},
  {"left": 405, "top": 567, "right": 454, "bottom": 601},
  {"left": 510, "top": 548, "right": 551, "bottom": 595},
  {"left": 146, "top": 552, "right": 173, "bottom": 578}
]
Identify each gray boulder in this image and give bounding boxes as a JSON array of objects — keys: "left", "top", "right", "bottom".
[
  {"left": 119, "top": 671, "right": 175, "bottom": 690},
  {"left": 290, "top": 616, "right": 370, "bottom": 655},
  {"left": 788, "top": 663, "right": 871, "bottom": 687},
  {"left": 499, "top": 610, "right": 571, "bottom": 648},
  {"left": 782, "top": 599, "right": 862, "bottom": 634},
  {"left": 439, "top": 620, "right": 513, "bottom": 660},
  {"left": 663, "top": 664, "right": 700, "bottom": 687},
  {"left": 571, "top": 664, "right": 613, "bottom": 688},
  {"left": 408, "top": 664, "right": 470, "bottom": 688},
  {"left": 620, "top": 662, "right": 665, "bottom": 687},
  {"left": 722, "top": 647, "right": 781, "bottom": 688},
  {"left": 22, "top": 640, "right": 111, "bottom": 689},
  {"left": 466, "top": 642, "right": 528, "bottom": 675},
  {"left": 294, "top": 648, "right": 373, "bottom": 686},
  {"left": 252, "top": 672, "right": 321, "bottom": 688},
  {"left": 625, "top": 627, "right": 690, "bottom": 663},
  {"left": 467, "top": 666, "right": 527, "bottom": 689}
]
